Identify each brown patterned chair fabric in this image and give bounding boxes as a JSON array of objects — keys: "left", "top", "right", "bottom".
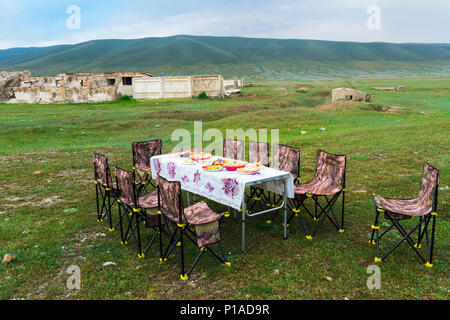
[
  {"left": 93, "top": 153, "right": 113, "bottom": 188},
  {"left": 272, "top": 144, "right": 300, "bottom": 177},
  {"left": 373, "top": 163, "right": 439, "bottom": 219},
  {"left": 157, "top": 175, "right": 223, "bottom": 247},
  {"left": 223, "top": 139, "right": 244, "bottom": 160},
  {"left": 294, "top": 150, "right": 346, "bottom": 197},
  {"left": 157, "top": 175, "right": 185, "bottom": 223},
  {"left": 115, "top": 167, "right": 138, "bottom": 207},
  {"left": 132, "top": 139, "right": 162, "bottom": 174},
  {"left": 138, "top": 191, "right": 158, "bottom": 209},
  {"left": 249, "top": 141, "right": 269, "bottom": 165}
]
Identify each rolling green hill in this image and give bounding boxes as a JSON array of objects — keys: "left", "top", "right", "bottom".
[{"left": 0, "top": 35, "right": 449, "bottom": 79}]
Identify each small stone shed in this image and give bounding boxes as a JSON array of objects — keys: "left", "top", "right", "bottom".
[{"left": 332, "top": 88, "right": 371, "bottom": 102}]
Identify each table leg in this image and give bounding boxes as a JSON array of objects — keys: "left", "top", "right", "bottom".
[
  {"left": 283, "top": 177, "right": 288, "bottom": 240},
  {"left": 241, "top": 199, "right": 247, "bottom": 253},
  {"left": 187, "top": 192, "right": 190, "bottom": 207}
]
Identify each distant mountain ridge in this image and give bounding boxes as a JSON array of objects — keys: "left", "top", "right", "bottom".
[{"left": 0, "top": 35, "right": 449, "bottom": 80}]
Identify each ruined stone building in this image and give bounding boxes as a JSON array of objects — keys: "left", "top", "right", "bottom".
[
  {"left": 0, "top": 70, "right": 152, "bottom": 104},
  {"left": 0, "top": 70, "right": 228, "bottom": 104}
]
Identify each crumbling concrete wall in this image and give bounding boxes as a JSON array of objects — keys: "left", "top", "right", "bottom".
[
  {"left": 133, "top": 75, "right": 224, "bottom": 99},
  {"left": 6, "top": 86, "right": 117, "bottom": 104},
  {"left": 332, "top": 88, "right": 371, "bottom": 102}
]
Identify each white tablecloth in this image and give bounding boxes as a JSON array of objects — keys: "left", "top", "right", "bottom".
[{"left": 150, "top": 154, "right": 294, "bottom": 210}]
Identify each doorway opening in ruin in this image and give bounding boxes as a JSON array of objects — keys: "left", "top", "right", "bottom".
[{"left": 107, "top": 79, "right": 116, "bottom": 86}]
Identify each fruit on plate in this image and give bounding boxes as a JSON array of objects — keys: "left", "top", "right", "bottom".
[{"left": 202, "top": 165, "right": 223, "bottom": 171}]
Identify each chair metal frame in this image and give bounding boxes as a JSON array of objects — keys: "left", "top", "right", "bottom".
[
  {"left": 114, "top": 167, "right": 166, "bottom": 259},
  {"left": 157, "top": 176, "right": 230, "bottom": 281},
  {"left": 93, "top": 153, "right": 121, "bottom": 232}
]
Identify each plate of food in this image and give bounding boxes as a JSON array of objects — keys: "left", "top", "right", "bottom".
[
  {"left": 222, "top": 160, "right": 248, "bottom": 171},
  {"left": 202, "top": 165, "right": 224, "bottom": 172},
  {"left": 183, "top": 159, "right": 197, "bottom": 165},
  {"left": 190, "top": 152, "right": 212, "bottom": 161},
  {"left": 237, "top": 167, "right": 261, "bottom": 175}
]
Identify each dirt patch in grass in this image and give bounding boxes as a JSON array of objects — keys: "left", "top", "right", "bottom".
[
  {"left": 2, "top": 195, "right": 62, "bottom": 208},
  {"left": 289, "top": 84, "right": 316, "bottom": 91},
  {"left": 362, "top": 104, "right": 406, "bottom": 113},
  {"left": 315, "top": 100, "right": 359, "bottom": 111},
  {"left": 140, "top": 104, "right": 270, "bottom": 121},
  {"left": 312, "top": 91, "right": 330, "bottom": 98}
]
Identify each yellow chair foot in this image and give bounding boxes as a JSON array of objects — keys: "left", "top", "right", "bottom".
[
  {"left": 109, "top": 228, "right": 115, "bottom": 232},
  {"left": 338, "top": 229, "right": 344, "bottom": 233},
  {"left": 295, "top": 214, "right": 299, "bottom": 217},
  {"left": 180, "top": 274, "right": 189, "bottom": 281},
  {"left": 414, "top": 243, "right": 422, "bottom": 249},
  {"left": 425, "top": 262, "right": 433, "bottom": 268},
  {"left": 369, "top": 240, "right": 376, "bottom": 245},
  {"left": 266, "top": 204, "right": 272, "bottom": 207},
  {"left": 224, "top": 212, "right": 230, "bottom": 218},
  {"left": 305, "top": 235, "right": 313, "bottom": 240},
  {"left": 313, "top": 217, "right": 318, "bottom": 222},
  {"left": 176, "top": 242, "right": 182, "bottom": 247},
  {"left": 374, "top": 257, "right": 382, "bottom": 263},
  {"left": 282, "top": 223, "right": 289, "bottom": 227},
  {"left": 138, "top": 253, "right": 145, "bottom": 259},
  {"left": 239, "top": 209, "right": 243, "bottom": 212},
  {"left": 97, "top": 219, "right": 100, "bottom": 223},
  {"left": 159, "top": 258, "right": 167, "bottom": 262},
  {"left": 224, "top": 261, "right": 231, "bottom": 267},
  {"left": 266, "top": 220, "right": 272, "bottom": 224},
  {"left": 246, "top": 210, "right": 251, "bottom": 214},
  {"left": 272, "top": 204, "right": 276, "bottom": 208}
]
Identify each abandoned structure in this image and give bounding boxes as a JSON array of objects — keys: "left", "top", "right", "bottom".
[
  {"left": 332, "top": 88, "right": 371, "bottom": 102},
  {"left": 0, "top": 71, "right": 233, "bottom": 104},
  {"left": 132, "top": 75, "right": 225, "bottom": 99},
  {"left": 0, "top": 70, "right": 152, "bottom": 104}
]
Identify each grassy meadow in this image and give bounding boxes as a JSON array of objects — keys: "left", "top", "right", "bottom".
[{"left": 0, "top": 77, "right": 449, "bottom": 300}]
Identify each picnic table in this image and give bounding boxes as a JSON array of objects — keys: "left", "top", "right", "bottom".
[{"left": 150, "top": 153, "right": 295, "bottom": 252}]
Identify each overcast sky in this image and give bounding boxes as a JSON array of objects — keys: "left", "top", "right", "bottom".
[{"left": 0, "top": 0, "right": 449, "bottom": 49}]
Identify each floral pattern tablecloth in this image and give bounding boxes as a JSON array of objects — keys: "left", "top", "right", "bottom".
[{"left": 150, "top": 155, "right": 294, "bottom": 210}]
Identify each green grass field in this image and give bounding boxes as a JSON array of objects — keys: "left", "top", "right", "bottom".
[{"left": 0, "top": 77, "right": 448, "bottom": 300}]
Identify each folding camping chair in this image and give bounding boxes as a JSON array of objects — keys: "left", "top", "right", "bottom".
[
  {"left": 115, "top": 167, "right": 166, "bottom": 259},
  {"left": 265, "top": 144, "right": 300, "bottom": 223},
  {"left": 370, "top": 163, "right": 439, "bottom": 267},
  {"left": 287, "top": 150, "right": 346, "bottom": 240},
  {"left": 93, "top": 153, "right": 120, "bottom": 232},
  {"left": 132, "top": 139, "right": 162, "bottom": 196},
  {"left": 157, "top": 175, "right": 230, "bottom": 281},
  {"left": 246, "top": 141, "right": 271, "bottom": 213}
]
